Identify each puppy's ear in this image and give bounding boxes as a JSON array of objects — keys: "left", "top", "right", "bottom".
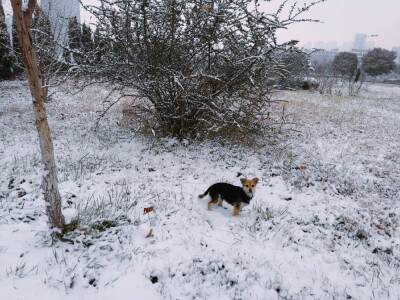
[
  {"left": 240, "top": 178, "right": 247, "bottom": 185},
  {"left": 252, "top": 177, "right": 259, "bottom": 184}
]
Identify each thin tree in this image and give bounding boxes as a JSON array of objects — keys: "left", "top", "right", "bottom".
[
  {"left": 11, "top": 17, "right": 24, "bottom": 76},
  {"left": 10, "top": 0, "right": 65, "bottom": 229}
]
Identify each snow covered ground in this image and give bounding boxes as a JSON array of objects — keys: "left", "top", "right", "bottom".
[{"left": 0, "top": 81, "right": 399, "bottom": 299}]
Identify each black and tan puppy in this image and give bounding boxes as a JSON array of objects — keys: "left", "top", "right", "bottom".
[{"left": 198, "top": 178, "right": 259, "bottom": 216}]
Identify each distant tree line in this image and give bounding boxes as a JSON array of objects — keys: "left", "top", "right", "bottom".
[
  {"left": 310, "top": 47, "right": 398, "bottom": 95},
  {"left": 332, "top": 48, "right": 397, "bottom": 79}
]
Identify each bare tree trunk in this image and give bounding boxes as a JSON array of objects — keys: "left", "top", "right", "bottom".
[{"left": 11, "top": 0, "right": 65, "bottom": 228}]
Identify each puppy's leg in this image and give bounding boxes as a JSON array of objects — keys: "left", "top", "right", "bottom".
[
  {"left": 233, "top": 205, "right": 240, "bottom": 216},
  {"left": 208, "top": 193, "right": 219, "bottom": 211}
]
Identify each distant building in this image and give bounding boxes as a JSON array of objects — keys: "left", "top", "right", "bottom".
[
  {"left": 310, "top": 41, "right": 339, "bottom": 51},
  {"left": 309, "top": 33, "right": 382, "bottom": 68},
  {"left": 365, "top": 41, "right": 376, "bottom": 50},
  {"left": 2, "top": 1, "right": 13, "bottom": 39},
  {"left": 324, "top": 41, "right": 338, "bottom": 50},
  {"left": 353, "top": 34, "right": 367, "bottom": 50},
  {"left": 310, "top": 48, "right": 371, "bottom": 68},
  {"left": 313, "top": 41, "right": 325, "bottom": 49},
  {"left": 310, "top": 49, "right": 340, "bottom": 65},
  {"left": 41, "top": 0, "right": 80, "bottom": 46},
  {"left": 353, "top": 33, "right": 378, "bottom": 51},
  {"left": 341, "top": 42, "right": 353, "bottom": 52}
]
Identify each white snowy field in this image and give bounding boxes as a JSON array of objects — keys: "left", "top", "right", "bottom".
[{"left": 0, "top": 81, "right": 399, "bottom": 299}]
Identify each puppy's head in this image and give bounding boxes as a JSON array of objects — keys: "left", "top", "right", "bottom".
[{"left": 240, "top": 177, "right": 259, "bottom": 198}]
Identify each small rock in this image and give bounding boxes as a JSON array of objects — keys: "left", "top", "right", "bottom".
[
  {"left": 150, "top": 276, "right": 158, "bottom": 284},
  {"left": 89, "top": 278, "right": 97, "bottom": 286},
  {"left": 355, "top": 229, "right": 368, "bottom": 240},
  {"left": 384, "top": 248, "right": 393, "bottom": 255}
]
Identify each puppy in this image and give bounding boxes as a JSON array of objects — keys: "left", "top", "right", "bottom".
[{"left": 198, "top": 178, "right": 259, "bottom": 216}]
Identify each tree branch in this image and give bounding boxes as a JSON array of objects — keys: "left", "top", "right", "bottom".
[{"left": 24, "top": 0, "right": 37, "bottom": 25}]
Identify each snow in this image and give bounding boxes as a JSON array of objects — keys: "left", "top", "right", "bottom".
[{"left": 0, "top": 80, "right": 399, "bottom": 299}]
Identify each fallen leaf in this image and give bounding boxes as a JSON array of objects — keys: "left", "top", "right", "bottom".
[
  {"left": 144, "top": 206, "right": 154, "bottom": 214},
  {"left": 146, "top": 228, "right": 153, "bottom": 238},
  {"left": 18, "top": 191, "right": 27, "bottom": 198},
  {"left": 376, "top": 224, "right": 383, "bottom": 230},
  {"left": 300, "top": 166, "right": 306, "bottom": 170}
]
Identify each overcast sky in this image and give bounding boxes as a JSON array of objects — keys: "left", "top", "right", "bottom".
[
  {"left": 80, "top": 0, "right": 400, "bottom": 50},
  {"left": 271, "top": 0, "right": 400, "bottom": 49},
  {"left": 3, "top": 0, "right": 400, "bottom": 50}
]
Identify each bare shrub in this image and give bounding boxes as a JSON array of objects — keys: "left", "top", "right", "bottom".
[{"left": 80, "top": 0, "right": 325, "bottom": 141}]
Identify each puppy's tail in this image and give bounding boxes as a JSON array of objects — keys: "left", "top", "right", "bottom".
[{"left": 198, "top": 187, "right": 210, "bottom": 199}]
